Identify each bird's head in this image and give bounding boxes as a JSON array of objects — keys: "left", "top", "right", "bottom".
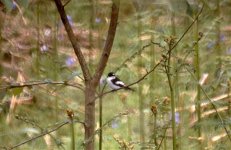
[{"left": 107, "top": 72, "right": 115, "bottom": 77}]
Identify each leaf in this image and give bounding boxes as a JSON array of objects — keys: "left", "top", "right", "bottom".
[{"left": 1, "top": 0, "right": 14, "bottom": 12}]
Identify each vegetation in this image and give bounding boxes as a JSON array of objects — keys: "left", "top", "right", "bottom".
[{"left": 0, "top": 0, "right": 231, "bottom": 150}]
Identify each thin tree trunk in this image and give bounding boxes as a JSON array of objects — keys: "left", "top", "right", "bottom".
[
  {"left": 84, "top": 82, "right": 96, "bottom": 150},
  {"left": 194, "top": 12, "right": 202, "bottom": 149},
  {"left": 99, "top": 94, "right": 103, "bottom": 150}
]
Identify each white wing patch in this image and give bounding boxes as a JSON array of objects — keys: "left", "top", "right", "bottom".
[{"left": 115, "top": 81, "right": 125, "bottom": 86}]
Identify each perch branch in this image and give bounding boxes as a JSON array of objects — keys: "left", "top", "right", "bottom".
[{"left": 96, "top": 5, "right": 204, "bottom": 99}]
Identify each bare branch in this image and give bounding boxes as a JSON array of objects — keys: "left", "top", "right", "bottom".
[
  {"left": 7, "top": 119, "right": 85, "bottom": 150},
  {"left": 93, "top": 1, "right": 120, "bottom": 84},
  {"left": 63, "top": 0, "right": 71, "bottom": 7},
  {"left": 15, "top": 115, "right": 65, "bottom": 149},
  {"left": 0, "top": 81, "right": 84, "bottom": 91},
  {"left": 156, "top": 123, "right": 169, "bottom": 150},
  {"left": 8, "top": 121, "right": 69, "bottom": 150},
  {"left": 114, "top": 42, "right": 165, "bottom": 73},
  {"left": 54, "top": 0, "right": 91, "bottom": 81}
]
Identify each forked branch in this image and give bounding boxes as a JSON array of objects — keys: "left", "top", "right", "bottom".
[
  {"left": 93, "top": 1, "right": 120, "bottom": 84},
  {"left": 54, "top": 0, "right": 91, "bottom": 81}
]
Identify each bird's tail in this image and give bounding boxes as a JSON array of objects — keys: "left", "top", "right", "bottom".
[{"left": 124, "top": 86, "right": 135, "bottom": 91}]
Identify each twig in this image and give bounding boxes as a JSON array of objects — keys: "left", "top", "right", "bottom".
[
  {"left": 8, "top": 121, "right": 69, "bottom": 150},
  {"left": 0, "top": 80, "right": 84, "bottom": 91},
  {"left": 166, "top": 5, "right": 204, "bottom": 55},
  {"left": 15, "top": 115, "right": 65, "bottom": 149},
  {"left": 190, "top": 106, "right": 229, "bottom": 126},
  {"left": 156, "top": 125, "right": 168, "bottom": 150},
  {"left": 188, "top": 93, "right": 231, "bottom": 113},
  {"left": 63, "top": 0, "right": 71, "bottom": 7},
  {"left": 7, "top": 119, "right": 85, "bottom": 150},
  {"left": 114, "top": 42, "right": 165, "bottom": 73},
  {"left": 151, "top": 41, "right": 167, "bottom": 50}
]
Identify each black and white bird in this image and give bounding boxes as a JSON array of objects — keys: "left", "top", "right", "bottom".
[{"left": 106, "top": 72, "right": 134, "bottom": 91}]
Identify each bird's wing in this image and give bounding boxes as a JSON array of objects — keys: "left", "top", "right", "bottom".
[
  {"left": 115, "top": 81, "right": 125, "bottom": 86},
  {"left": 112, "top": 77, "right": 125, "bottom": 87}
]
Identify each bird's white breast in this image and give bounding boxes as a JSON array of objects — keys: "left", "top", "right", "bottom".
[{"left": 107, "top": 76, "right": 122, "bottom": 90}]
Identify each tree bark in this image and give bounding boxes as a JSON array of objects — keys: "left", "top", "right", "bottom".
[{"left": 84, "top": 81, "right": 96, "bottom": 150}]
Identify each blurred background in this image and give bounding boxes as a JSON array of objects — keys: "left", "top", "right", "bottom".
[{"left": 0, "top": 0, "right": 231, "bottom": 149}]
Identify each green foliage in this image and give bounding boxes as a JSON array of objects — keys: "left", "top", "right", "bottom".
[
  {"left": 17, "top": 0, "right": 29, "bottom": 8},
  {"left": 1, "top": 0, "right": 13, "bottom": 11},
  {"left": 0, "top": 0, "right": 231, "bottom": 149},
  {"left": 1, "top": 0, "right": 29, "bottom": 11}
]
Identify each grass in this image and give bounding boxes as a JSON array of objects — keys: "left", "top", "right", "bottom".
[{"left": 0, "top": 0, "right": 231, "bottom": 150}]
